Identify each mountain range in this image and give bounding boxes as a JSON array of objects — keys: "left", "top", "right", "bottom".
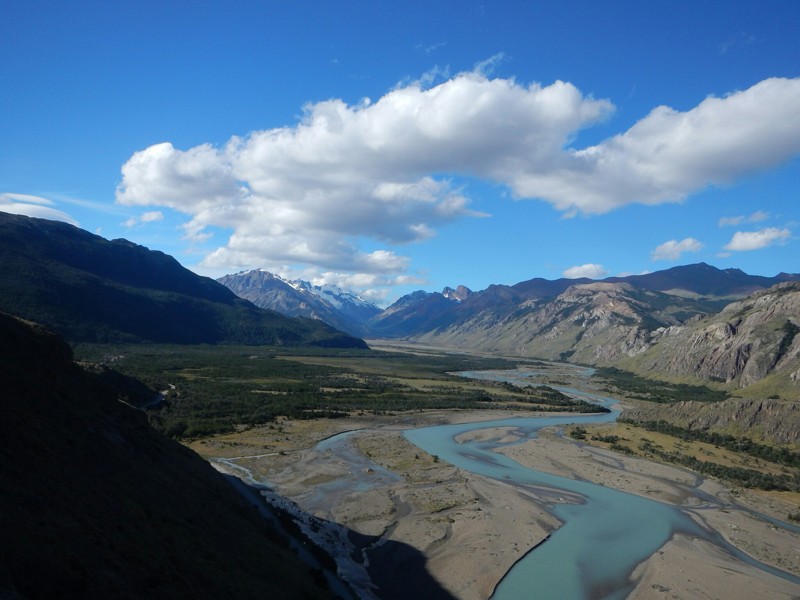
[
  {"left": 0, "top": 212, "right": 366, "bottom": 348},
  {"left": 220, "top": 263, "right": 798, "bottom": 339},
  {"left": 0, "top": 212, "right": 796, "bottom": 596},
  {"left": 217, "top": 269, "right": 380, "bottom": 337},
  {"left": 220, "top": 263, "right": 800, "bottom": 395},
  {"left": 1, "top": 211, "right": 796, "bottom": 397}
]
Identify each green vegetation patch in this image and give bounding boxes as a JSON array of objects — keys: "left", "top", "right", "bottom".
[
  {"left": 76, "top": 344, "right": 602, "bottom": 439},
  {"left": 620, "top": 418, "right": 800, "bottom": 468},
  {"left": 636, "top": 441, "right": 799, "bottom": 492},
  {"left": 594, "top": 367, "right": 729, "bottom": 403}
]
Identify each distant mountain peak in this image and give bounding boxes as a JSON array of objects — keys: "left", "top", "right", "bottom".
[
  {"left": 442, "top": 285, "right": 472, "bottom": 302},
  {"left": 218, "top": 269, "right": 380, "bottom": 337}
]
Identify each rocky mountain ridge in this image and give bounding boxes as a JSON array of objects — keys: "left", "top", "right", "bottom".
[
  {"left": 621, "top": 281, "right": 800, "bottom": 390},
  {"left": 216, "top": 262, "right": 799, "bottom": 396},
  {"left": 217, "top": 269, "right": 380, "bottom": 337},
  {"left": 217, "top": 263, "right": 797, "bottom": 347},
  {"left": 414, "top": 281, "right": 714, "bottom": 363},
  {"left": 377, "top": 263, "right": 798, "bottom": 339}
]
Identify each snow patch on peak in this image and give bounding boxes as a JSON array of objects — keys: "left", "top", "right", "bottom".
[{"left": 249, "top": 270, "right": 378, "bottom": 311}]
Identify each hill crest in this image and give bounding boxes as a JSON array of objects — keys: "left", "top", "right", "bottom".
[{"left": 0, "top": 212, "right": 366, "bottom": 347}]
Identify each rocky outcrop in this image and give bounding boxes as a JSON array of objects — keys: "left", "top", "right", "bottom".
[
  {"left": 630, "top": 282, "right": 800, "bottom": 388},
  {"left": 442, "top": 285, "right": 473, "bottom": 301}
]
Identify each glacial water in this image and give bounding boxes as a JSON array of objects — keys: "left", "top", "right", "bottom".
[{"left": 402, "top": 367, "right": 800, "bottom": 599}]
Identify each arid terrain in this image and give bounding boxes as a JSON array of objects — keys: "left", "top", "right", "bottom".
[{"left": 190, "top": 404, "right": 800, "bottom": 600}]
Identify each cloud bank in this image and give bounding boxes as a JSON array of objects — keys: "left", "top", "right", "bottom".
[
  {"left": 116, "top": 72, "right": 800, "bottom": 281},
  {"left": 0, "top": 193, "right": 79, "bottom": 226}
]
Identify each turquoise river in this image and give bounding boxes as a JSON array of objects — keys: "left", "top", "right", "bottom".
[{"left": 403, "top": 366, "right": 800, "bottom": 599}]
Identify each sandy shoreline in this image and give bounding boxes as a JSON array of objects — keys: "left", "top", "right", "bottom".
[{"left": 191, "top": 410, "right": 800, "bottom": 599}]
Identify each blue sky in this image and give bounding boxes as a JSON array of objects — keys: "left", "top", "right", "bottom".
[{"left": 2, "top": 1, "right": 798, "bottom": 305}]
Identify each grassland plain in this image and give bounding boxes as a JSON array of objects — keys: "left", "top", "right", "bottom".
[{"left": 74, "top": 342, "right": 606, "bottom": 440}]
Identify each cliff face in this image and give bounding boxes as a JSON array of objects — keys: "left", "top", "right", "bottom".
[
  {"left": 0, "top": 312, "right": 334, "bottom": 600},
  {"left": 415, "top": 280, "right": 800, "bottom": 396},
  {"left": 627, "top": 282, "right": 800, "bottom": 389}
]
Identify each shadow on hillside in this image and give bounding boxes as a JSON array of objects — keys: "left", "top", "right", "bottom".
[
  {"left": 351, "top": 531, "right": 459, "bottom": 600},
  {"left": 223, "top": 473, "right": 457, "bottom": 600}
]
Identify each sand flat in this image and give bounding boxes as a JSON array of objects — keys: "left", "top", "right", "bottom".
[{"left": 192, "top": 410, "right": 800, "bottom": 599}]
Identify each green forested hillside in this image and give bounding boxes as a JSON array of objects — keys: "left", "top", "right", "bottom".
[{"left": 0, "top": 212, "right": 366, "bottom": 347}]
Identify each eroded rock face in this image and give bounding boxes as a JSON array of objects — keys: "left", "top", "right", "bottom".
[
  {"left": 420, "top": 282, "right": 686, "bottom": 364},
  {"left": 418, "top": 280, "right": 799, "bottom": 393},
  {"left": 633, "top": 282, "right": 800, "bottom": 388}
]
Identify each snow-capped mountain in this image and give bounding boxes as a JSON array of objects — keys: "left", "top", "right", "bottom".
[
  {"left": 217, "top": 270, "right": 381, "bottom": 337},
  {"left": 288, "top": 278, "right": 380, "bottom": 322}
]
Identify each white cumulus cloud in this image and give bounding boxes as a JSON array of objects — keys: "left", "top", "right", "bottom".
[
  {"left": 563, "top": 263, "right": 608, "bottom": 279},
  {"left": 115, "top": 71, "right": 800, "bottom": 282},
  {"left": 651, "top": 237, "right": 703, "bottom": 261},
  {"left": 518, "top": 77, "right": 800, "bottom": 215},
  {"left": 117, "top": 71, "right": 611, "bottom": 275},
  {"left": 724, "top": 227, "right": 791, "bottom": 251}
]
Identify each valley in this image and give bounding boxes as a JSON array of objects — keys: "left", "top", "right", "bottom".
[
  {"left": 68, "top": 327, "right": 800, "bottom": 598},
  {"left": 4, "top": 6, "right": 798, "bottom": 598},
  {"left": 179, "top": 346, "right": 800, "bottom": 599},
  {"left": 219, "top": 263, "right": 800, "bottom": 405},
  {"left": 2, "top": 212, "right": 799, "bottom": 599}
]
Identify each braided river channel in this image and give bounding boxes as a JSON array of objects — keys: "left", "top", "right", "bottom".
[{"left": 403, "top": 365, "right": 800, "bottom": 600}]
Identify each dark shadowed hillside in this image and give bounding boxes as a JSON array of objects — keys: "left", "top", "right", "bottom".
[
  {"left": 0, "top": 312, "right": 337, "bottom": 600},
  {"left": 0, "top": 212, "right": 366, "bottom": 348}
]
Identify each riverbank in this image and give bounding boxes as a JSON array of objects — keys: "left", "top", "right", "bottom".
[
  {"left": 189, "top": 408, "right": 800, "bottom": 599},
  {"left": 495, "top": 427, "right": 800, "bottom": 598}
]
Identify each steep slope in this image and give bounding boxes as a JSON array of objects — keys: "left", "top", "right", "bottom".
[
  {"left": 622, "top": 282, "right": 800, "bottom": 390},
  {"left": 368, "top": 290, "right": 460, "bottom": 337},
  {"left": 370, "top": 263, "right": 796, "bottom": 341},
  {"left": 415, "top": 282, "right": 719, "bottom": 364},
  {"left": 218, "top": 269, "right": 380, "bottom": 337},
  {"left": 621, "top": 398, "right": 800, "bottom": 446},
  {"left": 0, "top": 212, "right": 366, "bottom": 347},
  {"left": 0, "top": 312, "right": 336, "bottom": 600}
]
